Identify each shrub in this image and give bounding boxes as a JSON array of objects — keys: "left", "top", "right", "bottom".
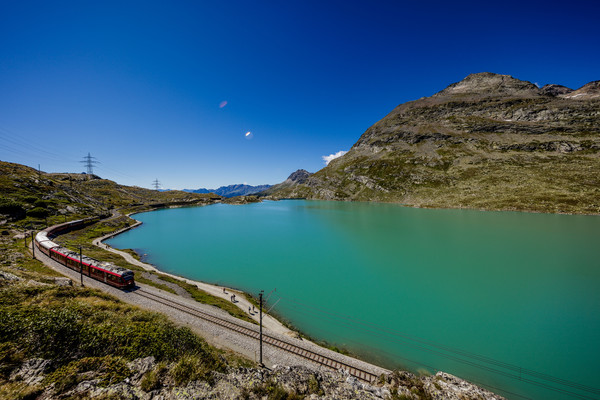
[
  {"left": 0, "top": 286, "right": 218, "bottom": 363},
  {"left": 22, "top": 196, "right": 38, "bottom": 204},
  {"left": 26, "top": 207, "right": 49, "bottom": 218},
  {"left": 170, "top": 353, "right": 224, "bottom": 385},
  {"left": 0, "top": 305, "right": 83, "bottom": 360},
  {"left": 45, "top": 356, "right": 132, "bottom": 392},
  {"left": 0, "top": 342, "right": 24, "bottom": 379},
  {"left": 140, "top": 362, "right": 167, "bottom": 392},
  {"left": 0, "top": 198, "right": 26, "bottom": 219},
  {"left": 250, "top": 379, "right": 304, "bottom": 400},
  {"left": 33, "top": 199, "right": 50, "bottom": 208}
]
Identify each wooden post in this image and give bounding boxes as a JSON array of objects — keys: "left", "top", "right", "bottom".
[
  {"left": 30, "top": 231, "right": 35, "bottom": 258},
  {"left": 79, "top": 246, "right": 84, "bottom": 287},
  {"left": 259, "top": 290, "right": 264, "bottom": 366}
]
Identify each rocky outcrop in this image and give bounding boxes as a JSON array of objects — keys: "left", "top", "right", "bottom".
[
  {"left": 422, "top": 372, "right": 505, "bottom": 400},
  {"left": 9, "top": 359, "right": 52, "bottom": 385},
  {"left": 6, "top": 358, "right": 505, "bottom": 399}
]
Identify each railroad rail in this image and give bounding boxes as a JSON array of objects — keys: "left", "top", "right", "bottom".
[{"left": 134, "top": 288, "right": 380, "bottom": 383}]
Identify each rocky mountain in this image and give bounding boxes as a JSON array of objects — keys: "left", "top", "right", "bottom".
[
  {"left": 540, "top": 84, "right": 572, "bottom": 97},
  {"left": 184, "top": 184, "right": 272, "bottom": 198},
  {"left": 561, "top": 80, "right": 600, "bottom": 99},
  {"left": 257, "top": 169, "right": 312, "bottom": 197},
  {"left": 267, "top": 73, "right": 600, "bottom": 214}
]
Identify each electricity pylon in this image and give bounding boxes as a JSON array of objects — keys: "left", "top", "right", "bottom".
[{"left": 80, "top": 153, "right": 100, "bottom": 175}]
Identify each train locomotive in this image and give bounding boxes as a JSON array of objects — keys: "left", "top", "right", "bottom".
[{"left": 34, "top": 219, "right": 135, "bottom": 289}]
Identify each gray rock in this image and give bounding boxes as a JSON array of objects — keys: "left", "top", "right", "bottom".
[
  {"left": 54, "top": 277, "right": 72, "bottom": 286},
  {"left": 13, "top": 357, "right": 504, "bottom": 400},
  {"left": 423, "top": 372, "right": 506, "bottom": 400},
  {"left": 127, "top": 356, "right": 156, "bottom": 384},
  {"left": 0, "top": 270, "right": 22, "bottom": 282},
  {"left": 10, "top": 358, "right": 51, "bottom": 385}
]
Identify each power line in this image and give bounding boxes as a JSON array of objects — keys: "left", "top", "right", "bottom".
[
  {"left": 0, "top": 125, "right": 142, "bottom": 183},
  {"left": 281, "top": 294, "right": 599, "bottom": 391},
  {"left": 94, "top": 163, "right": 136, "bottom": 180},
  {"left": 0, "top": 126, "right": 78, "bottom": 165},
  {"left": 296, "top": 329, "right": 532, "bottom": 400},
  {"left": 277, "top": 295, "right": 600, "bottom": 399},
  {"left": 285, "top": 304, "right": 596, "bottom": 400},
  {"left": 152, "top": 178, "right": 161, "bottom": 190}
]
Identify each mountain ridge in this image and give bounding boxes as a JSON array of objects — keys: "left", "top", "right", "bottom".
[
  {"left": 184, "top": 183, "right": 272, "bottom": 198},
  {"left": 265, "top": 72, "right": 600, "bottom": 214}
]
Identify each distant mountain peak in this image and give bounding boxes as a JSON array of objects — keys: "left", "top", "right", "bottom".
[
  {"left": 436, "top": 72, "right": 540, "bottom": 97},
  {"left": 561, "top": 80, "right": 600, "bottom": 99},
  {"left": 184, "top": 183, "right": 272, "bottom": 198},
  {"left": 286, "top": 169, "right": 311, "bottom": 184},
  {"left": 540, "top": 84, "right": 573, "bottom": 96},
  {"left": 256, "top": 169, "right": 313, "bottom": 198}
]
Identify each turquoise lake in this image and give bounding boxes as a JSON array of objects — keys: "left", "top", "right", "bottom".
[{"left": 107, "top": 200, "right": 600, "bottom": 400}]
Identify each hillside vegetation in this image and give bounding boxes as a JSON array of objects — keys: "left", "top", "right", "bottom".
[
  {"left": 0, "top": 161, "right": 218, "bottom": 228},
  {"left": 268, "top": 73, "right": 600, "bottom": 214}
]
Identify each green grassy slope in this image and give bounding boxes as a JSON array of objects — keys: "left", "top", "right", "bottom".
[{"left": 0, "top": 160, "right": 218, "bottom": 227}]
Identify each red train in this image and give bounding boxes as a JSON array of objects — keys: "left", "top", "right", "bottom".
[{"left": 34, "top": 218, "right": 135, "bottom": 289}]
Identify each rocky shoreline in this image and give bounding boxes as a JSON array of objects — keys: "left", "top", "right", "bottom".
[{"left": 10, "top": 356, "right": 506, "bottom": 400}]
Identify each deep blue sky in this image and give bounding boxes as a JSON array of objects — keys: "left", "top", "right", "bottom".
[{"left": 1, "top": 1, "right": 598, "bottom": 189}]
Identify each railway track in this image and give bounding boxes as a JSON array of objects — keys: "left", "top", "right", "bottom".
[{"left": 134, "top": 288, "right": 380, "bottom": 383}]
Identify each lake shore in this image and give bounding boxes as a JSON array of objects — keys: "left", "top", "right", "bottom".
[{"left": 93, "top": 212, "right": 297, "bottom": 338}]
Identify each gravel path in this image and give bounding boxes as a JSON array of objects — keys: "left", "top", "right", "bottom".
[{"left": 31, "top": 245, "right": 390, "bottom": 380}]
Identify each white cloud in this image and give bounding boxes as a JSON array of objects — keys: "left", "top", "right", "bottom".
[{"left": 322, "top": 150, "right": 347, "bottom": 165}]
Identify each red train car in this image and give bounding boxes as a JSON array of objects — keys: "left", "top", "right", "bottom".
[{"left": 35, "top": 221, "right": 134, "bottom": 289}]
